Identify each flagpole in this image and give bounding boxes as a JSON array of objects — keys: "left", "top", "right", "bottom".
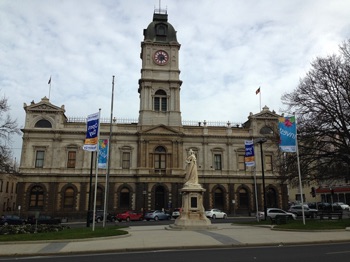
[
  {"left": 259, "top": 87, "right": 261, "bottom": 111},
  {"left": 103, "top": 75, "right": 115, "bottom": 228},
  {"left": 92, "top": 108, "right": 101, "bottom": 231},
  {"left": 295, "top": 114, "right": 306, "bottom": 225},
  {"left": 48, "top": 76, "right": 52, "bottom": 100}
]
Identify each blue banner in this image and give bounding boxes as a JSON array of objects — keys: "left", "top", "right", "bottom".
[
  {"left": 98, "top": 139, "right": 108, "bottom": 169},
  {"left": 244, "top": 140, "right": 255, "bottom": 167},
  {"left": 83, "top": 112, "right": 99, "bottom": 151},
  {"left": 279, "top": 116, "right": 297, "bottom": 152}
]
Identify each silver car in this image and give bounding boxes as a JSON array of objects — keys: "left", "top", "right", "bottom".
[
  {"left": 258, "top": 208, "right": 296, "bottom": 220},
  {"left": 144, "top": 210, "right": 171, "bottom": 221}
]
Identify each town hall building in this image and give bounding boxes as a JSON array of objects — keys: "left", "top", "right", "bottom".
[{"left": 16, "top": 10, "right": 286, "bottom": 220}]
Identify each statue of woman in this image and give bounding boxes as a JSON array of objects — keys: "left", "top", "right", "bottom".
[{"left": 184, "top": 149, "right": 198, "bottom": 186}]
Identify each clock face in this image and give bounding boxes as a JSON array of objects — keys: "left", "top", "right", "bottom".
[{"left": 154, "top": 50, "right": 169, "bottom": 65}]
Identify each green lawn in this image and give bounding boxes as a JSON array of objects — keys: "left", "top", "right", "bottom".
[
  {"left": 236, "top": 218, "right": 350, "bottom": 230},
  {"left": 0, "top": 225, "right": 128, "bottom": 242}
]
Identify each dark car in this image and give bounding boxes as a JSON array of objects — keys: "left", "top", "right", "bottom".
[
  {"left": 288, "top": 205, "right": 318, "bottom": 218},
  {"left": 27, "top": 215, "right": 61, "bottom": 225},
  {"left": 0, "top": 215, "right": 25, "bottom": 225},
  {"left": 89, "top": 210, "right": 115, "bottom": 222}
]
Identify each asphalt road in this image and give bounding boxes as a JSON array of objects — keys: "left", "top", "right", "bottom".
[{"left": 2, "top": 242, "right": 350, "bottom": 262}]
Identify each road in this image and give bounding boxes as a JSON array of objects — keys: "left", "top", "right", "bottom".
[
  {"left": 1, "top": 242, "right": 350, "bottom": 262},
  {"left": 70, "top": 216, "right": 255, "bottom": 228}
]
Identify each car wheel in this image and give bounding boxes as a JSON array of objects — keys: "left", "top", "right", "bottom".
[
  {"left": 212, "top": 214, "right": 216, "bottom": 219},
  {"left": 126, "top": 217, "right": 130, "bottom": 222},
  {"left": 154, "top": 216, "right": 159, "bottom": 221},
  {"left": 4, "top": 222, "right": 8, "bottom": 226},
  {"left": 223, "top": 214, "right": 227, "bottom": 219},
  {"left": 97, "top": 218, "right": 101, "bottom": 223}
]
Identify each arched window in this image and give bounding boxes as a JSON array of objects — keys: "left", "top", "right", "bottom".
[
  {"left": 35, "top": 119, "right": 52, "bottom": 128},
  {"left": 267, "top": 187, "right": 278, "bottom": 208},
  {"left": 154, "top": 146, "right": 166, "bottom": 173},
  {"left": 92, "top": 187, "right": 104, "bottom": 210},
  {"left": 155, "top": 186, "right": 166, "bottom": 210},
  {"left": 29, "top": 186, "right": 44, "bottom": 209},
  {"left": 214, "top": 188, "right": 224, "bottom": 209},
  {"left": 64, "top": 187, "right": 75, "bottom": 208},
  {"left": 119, "top": 187, "right": 130, "bottom": 208},
  {"left": 154, "top": 90, "right": 167, "bottom": 112},
  {"left": 239, "top": 188, "right": 249, "bottom": 208},
  {"left": 156, "top": 24, "right": 167, "bottom": 36}
]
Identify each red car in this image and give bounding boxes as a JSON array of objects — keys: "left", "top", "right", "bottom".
[{"left": 115, "top": 211, "right": 143, "bottom": 222}]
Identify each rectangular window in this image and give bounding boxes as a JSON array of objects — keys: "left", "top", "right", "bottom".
[
  {"left": 265, "top": 155, "right": 273, "bottom": 171},
  {"left": 122, "top": 152, "right": 131, "bottom": 169},
  {"left": 161, "top": 98, "right": 167, "bottom": 111},
  {"left": 214, "top": 154, "right": 222, "bottom": 170},
  {"left": 154, "top": 97, "right": 160, "bottom": 111},
  {"left": 67, "top": 151, "right": 76, "bottom": 168},
  {"left": 238, "top": 155, "right": 246, "bottom": 171},
  {"left": 35, "top": 150, "right": 45, "bottom": 168}
]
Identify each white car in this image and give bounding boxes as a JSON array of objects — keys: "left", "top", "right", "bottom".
[
  {"left": 333, "top": 202, "right": 350, "bottom": 210},
  {"left": 258, "top": 208, "right": 297, "bottom": 220},
  {"left": 205, "top": 209, "right": 227, "bottom": 219}
]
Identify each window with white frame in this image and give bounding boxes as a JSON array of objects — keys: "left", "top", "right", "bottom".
[{"left": 35, "top": 150, "right": 45, "bottom": 168}]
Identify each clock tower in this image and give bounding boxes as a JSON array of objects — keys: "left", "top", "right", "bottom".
[{"left": 138, "top": 10, "right": 182, "bottom": 127}]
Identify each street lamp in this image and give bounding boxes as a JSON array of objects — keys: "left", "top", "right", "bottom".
[{"left": 256, "top": 138, "right": 267, "bottom": 220}]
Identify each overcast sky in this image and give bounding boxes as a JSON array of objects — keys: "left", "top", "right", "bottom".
[{"left": 1, "top": 0, "right": 350, "bottom": 162}]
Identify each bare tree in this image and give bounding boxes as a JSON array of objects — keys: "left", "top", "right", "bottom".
[
  {"left": 0, "top": 95, "right": 20, "bottom": 171},
  {"left": 281, "top": 40, "right": 350, "bottom": 184}
]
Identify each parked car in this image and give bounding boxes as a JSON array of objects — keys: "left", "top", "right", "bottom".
[
  {"left": 205, "top": 209, "right": 227, "bottom": 219},
  {"left": 332, "top": 202, "right": 350, "bottom": 211},
  {"left": 0, "top": 215, "right": 25, "bottom": 225},
  {"left": 27, "top": 215, "right": 61, "bottom": 225},
  {"left": 258, "top": 208, "right": 296, "bottom": 220},
  {"left": 115, "top": 211, "right": 143, "bottom": 222},
  {"left": 89, "top": 210, "right": 115, "bottom": 222},
  {"left": 288, "top": 205, "right": 318, "bottom": 218},
  {"left": 144, "top": 210, "right": 171, "bottom": 221},
  {"left": 171, "top": 208, "right": 182, "bottom": 219}
]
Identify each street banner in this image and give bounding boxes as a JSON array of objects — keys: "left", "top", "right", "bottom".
[
  {"left": 279, "top": 116, "right": 297, "bottom": 152},
  {"left": 98, "top": 139, "right": 108, "bottom": 169},
  {"left": 83, "top": 112, "right": 99, "bottom": 151},
  {"left": 244, "top": 140, "right": 255, "bottom": 166}
]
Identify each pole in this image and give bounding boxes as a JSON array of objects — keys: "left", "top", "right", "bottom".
[
  {"left": 295, "top": 115, "right": 306, "bottom": 225},
  {"left": 92, "top": 109, "right": 101, "bottom": 231},
  {"left": 253, "top": 166, "right": 259, "bottom": 222},
  {"left": 103, "top": 76, "right": 115, "bottom": 227},
  {"left": 86, "top": 152, "right": 94, "bottom": 227},
  {"left": 259, "top": 141, "right": 267, "bottom": 220}
]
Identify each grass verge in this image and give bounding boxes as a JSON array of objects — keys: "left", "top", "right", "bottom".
[
  {"left": 0, "top": 225, "right": 128, "bottom": 242},
  {"left": 235, "top": 218, "right": 350, "bottom": 230}
]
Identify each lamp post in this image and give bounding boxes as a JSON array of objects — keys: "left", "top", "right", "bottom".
[{"left": 256, "top": 138, "right": 267, "bottom": 220}]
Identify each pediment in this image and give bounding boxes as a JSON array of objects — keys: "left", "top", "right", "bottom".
[
  {"left": 140, "top": 124, "right": 182, "bottom": 135},
  {"left": 24, "top": 97, "right": 65, "bottom": 113}
]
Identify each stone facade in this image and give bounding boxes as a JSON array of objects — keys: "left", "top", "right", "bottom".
[{"left": 16, "top": 10, "right": 287, "bottom": 219}]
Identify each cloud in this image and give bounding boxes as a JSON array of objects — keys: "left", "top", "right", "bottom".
[{"left": 1, "top": 0, "right": 350, "bottom": 161}]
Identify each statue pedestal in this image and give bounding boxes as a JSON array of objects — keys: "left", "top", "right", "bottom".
[{"left": 167, "top": 185, "right": 216, "bottom": 230}]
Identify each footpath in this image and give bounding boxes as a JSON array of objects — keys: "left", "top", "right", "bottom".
[{"left": 0, "top": 223, "right": 350, "bottom": 257}]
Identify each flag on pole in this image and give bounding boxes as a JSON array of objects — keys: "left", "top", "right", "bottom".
[
  {"left": 278, "top": 116, "right": 297, "bottom": 152},
  {"left": 48, "top": 77, "right": 51, "bottom": 84},
  {"left": 244, "top": 140, "right": 255, "bottom": 167},
  {"left": 255, "top": 87, "right": 260, "bottom": 95},
  {"left": 83, "top": 112, "right": 100, "bottom": 151},
  {"left": 98, "top": 139, "right": 108, "bottom": 168}
]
